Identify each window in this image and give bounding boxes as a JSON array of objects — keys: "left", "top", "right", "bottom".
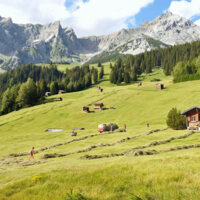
[{"left": 191, "top": 116, "right": 196, "bottom": 122}]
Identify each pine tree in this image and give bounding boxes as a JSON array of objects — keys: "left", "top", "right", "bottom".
[
  {"left": 99, "top": 66, "right": 104, "bottom": 80},
  {"left": 93, "top": 69, "right": 98, "bottom": 84},
  {"left": 124, "top": 71, "right": 130, "bottom": 83},
  {"left": 98, "top": 62, "right": 102, "bottom": 67},
  {"left": 117, "top": 70, "right": 123, "bottom": 84},
  {"left": 17, "top": 78, "right": 38, "bottom": 107},
  {"left": 50, "top": 81, "right": 59, "bottom": 94}
]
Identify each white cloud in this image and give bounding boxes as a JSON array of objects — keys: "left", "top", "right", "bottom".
[
  {"left": 0, "top": 0, "right": 154, "bottom": 37},
  {"left": 67, "top": 0, "right": 154, "bottom": 36},
  {"left": 0, "top": 0, "right": 70, "bottom": 24},
  {"left": 168, "top": 0, "right": 200, "bottom": 24}
]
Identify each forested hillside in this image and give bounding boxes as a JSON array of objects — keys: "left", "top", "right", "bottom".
[
  {"left": 110, "top": 40, "right": 200, "bottom": 84},
  {"left": 0, "top": 64, "right": 103, "bottom": 115}
]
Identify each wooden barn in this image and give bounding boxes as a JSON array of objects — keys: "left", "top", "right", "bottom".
[
  {"left": 83, "top": 106, "right": 90, "bottom": 113},
  {"left": 45, "top": 92, "right": 51, "bottom": 97},
  {"left": 181, "top": 106, "right": 200, "bottom": 130},
  {"left": 156, "top": 83, "right": 164, "bottom": 90},
  {"left": 138, "top": 82, "right": 142, "bottom": 86},
  {"left": 94, "top": 103, "right": 104, "bottom": 110},
  {"left": 56, "top": 97, "right": 63, "bottom": 101},
  {"left": 58, "top": 90, "right": 66, "bottom": 94}
]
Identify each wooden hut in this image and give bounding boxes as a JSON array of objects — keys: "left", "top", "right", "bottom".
[
  {"left": 58, "top": 90, "right": 66, "bottom": 94},
  {"left": 94, "top": 103, "right": 104, "bottom": 110},
  {"left": 138, "top": 82, "right": 142, "bottom": 86},
  {"left": 156, "top": 83, "right": 164, "bottom": 90},
  {"left": 181, "top": 106, "right": 200, "bottom": 130},
  {"left": 56, "top": 97, "right": 63, "bottom": 101},
  {"left": 83, "top": 106, "right": 90, "bottom": 113},
  {"left": 45, "top": 92, "right": 51, "bottom": 97}
]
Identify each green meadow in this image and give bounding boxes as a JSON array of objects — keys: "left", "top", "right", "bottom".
[{"left": 1, "top": 63, "right": 200, "bottom": 200}]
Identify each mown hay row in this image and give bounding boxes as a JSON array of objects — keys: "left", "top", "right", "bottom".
[
  {"left": 8, "top": 128, "right": 139, "bottom": 158},
  {"left": 81, "top": 131, "right": 196, "bottom": 160},
  {"left": 42, "top": 128, "right": 167, "bottom": 159}
]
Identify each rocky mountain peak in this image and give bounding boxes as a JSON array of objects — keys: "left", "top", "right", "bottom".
[
  {"left": 0, "top": 12, "right": 200, "bottom": 69},
  {"left": 39, "top": 20, "right": 62, "bottom": 42},
  {"left": 64, "top": 26, "right": 77, "bottom": 38},
  {"left": 0, "top": 16, "right": 12, "bottom": 24}
]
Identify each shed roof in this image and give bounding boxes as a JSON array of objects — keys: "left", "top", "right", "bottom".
[
  {"left": 181, "top": 106, "right": 200, "bottom": 115},
  {"left": 94, "top": 103, "right": 104, "bottom": 105}
]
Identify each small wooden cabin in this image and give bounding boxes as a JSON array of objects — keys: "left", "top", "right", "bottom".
[
  {"left": 94, "top": 103, "right": 104, "bottom": 110},
  {"left": 138, "top": 82, "right": 142, "bottom": 86},
  {"left": 56, "top": 97, "right": 63, "bottom": 101},
  {"left": 83, "top": 106, "right": 90, "bottom": 113},
  {"left": 156, "top": 83, "right": 164, "bottom": 90},
  {"left": 97, "top": 87, "right": 103, "bottom": 92},
  {"left": 45, "top": 92, "right": 51, "bottom": 97},
  {"left": 58, "top": 90, "right": 66, "bottom": 94},
  {"left": 181, "top": 106, "right": 200, "bottom": 130}
]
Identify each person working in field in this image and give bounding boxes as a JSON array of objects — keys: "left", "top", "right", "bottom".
[{"left": 29, "top": 147, "right": 34, "bottom": 158}]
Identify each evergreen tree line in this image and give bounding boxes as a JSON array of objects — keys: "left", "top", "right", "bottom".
[
  {"left": 0, "top": 78, "right": 43, "bottom": 115},
  {"left": 0, "top": 64, "right": 104, "bottom": 115},
  {"left": 173, "top": 55, "right": 200, "bottom": 83},
  {"left": 110, "top": 57, "right": 138, "bottom": 84},
  {"left": 110, "top": 40, "right": 200, "bottom": 84}
]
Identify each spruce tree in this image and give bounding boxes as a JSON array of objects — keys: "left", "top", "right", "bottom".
[
  {"left": 99, "top": 66, "right": 104, "bottom": 80},
  {"left": 93, "top": 69, "right": 98, "bottom": 84}
]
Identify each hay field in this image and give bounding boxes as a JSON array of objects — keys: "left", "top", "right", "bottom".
[{"left": 1, "top": 64, "right": 200, "bottom": 200}]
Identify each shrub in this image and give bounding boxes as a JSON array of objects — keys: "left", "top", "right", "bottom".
[
  {"left": 166, "top": 107, "right": 186, "bottom": 130},
  {"left": 63, "top": 190, "right": 90, "bottom": 200}
]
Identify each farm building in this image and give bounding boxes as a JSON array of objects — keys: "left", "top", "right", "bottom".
[
  {"left": 138, "top": 82, "right": 142, "bottom": 86},
  {"left": 58, "top": 90, "right": 66, "bottom": 94},
  {"left": 97, "top": 87, "right": 103, "bottom": 92},
  {"left": 83, "top": 106, "right": 90, "bottom": 113},
  {"left": 45, "top": 92, "right": 51, "bottom": 97},
  {"left": 94, "top": 103, "right": 104, "bottom": 110},
  {"left": 156, "top": 83, "right": 164, "bottom": 90},
  {"left": 181, "top": 106, "right": 200, "bottom": 130},
  {"left": 56, "top": 97, "right": 63, "bottom": 101}
]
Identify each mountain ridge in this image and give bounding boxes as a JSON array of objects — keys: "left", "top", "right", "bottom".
[{"left": 0, "top": 11, "right": 200, "bottom": 69}]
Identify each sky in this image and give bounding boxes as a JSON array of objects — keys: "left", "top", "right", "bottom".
[{"left": 0, "top": 0, "right": 200, "bottom": 37}]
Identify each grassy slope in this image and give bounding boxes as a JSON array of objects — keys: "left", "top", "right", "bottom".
[{"left": 1, "top": 64, "right": 200, "bottom": 199}]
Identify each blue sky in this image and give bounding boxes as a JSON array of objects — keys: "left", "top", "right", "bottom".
[
  {"left": 0, "top": 0, "right": 200, "bottom": 36},
  {"left": 133, "top": 0, "right": 173, "bottom": 27}
]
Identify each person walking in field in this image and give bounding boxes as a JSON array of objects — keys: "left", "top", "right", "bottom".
[
  {"left": 29, "top": 147, "right": 34, "bottom": 158},
  {"left": 124, "top": 124, "right": 126, "bottom": 131}
]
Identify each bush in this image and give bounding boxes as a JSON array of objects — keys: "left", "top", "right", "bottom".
[
  {"left": 63, "top": 190, "right": 90, "bottom": 200},
  {"left": 166, "top": 107, "right": 186, "bottom": 130}
]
